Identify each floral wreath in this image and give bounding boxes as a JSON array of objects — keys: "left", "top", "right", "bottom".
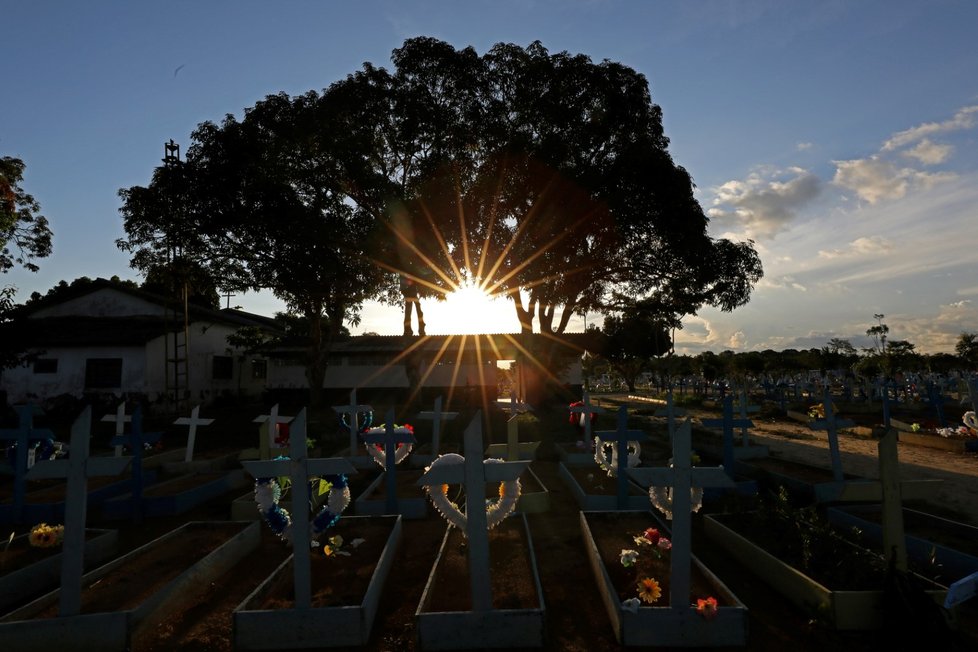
[
  {"left": 423, "top": 454, "right": 521, "bottom": 534},
  {"left": 5, "top": 438, "right": 56, "bottom": 467},
  {"left": 648, "top": 460, "right": 705, "bottom": 520},
  {"left": 568, "top": 401, "right": 599, "bottom": 432},
  {"left": 593, "top": 437, "right": 642, "bottom": 476},
  {"left": 339, "top": 409, "right": 374, "bottom": 434},
  {"left": 363, "top": 423, "right": 414, "bottom": 470},
  {"left": 253, "top": 462, "right": 351, "bottom": 546}
]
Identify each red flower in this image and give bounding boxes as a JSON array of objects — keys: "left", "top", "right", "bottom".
[
  {"left": 643, "top": 528, "right": 660, "bottom": 545},
  {"left": 696, "top": 596, "right": 719, "bottom": 619}
]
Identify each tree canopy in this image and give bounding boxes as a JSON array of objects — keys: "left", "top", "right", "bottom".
[
  {"left": 117, "top": 37, "right": 763, "bottom": 401},
  {"left": 0, "top": 156, "right": 52, "bottom": 274}
]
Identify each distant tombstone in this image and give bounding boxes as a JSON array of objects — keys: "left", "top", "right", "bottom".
[
  {"left": 732, "top": 386, "right": 760, "bottom": 445},
  {"left": 110, "top": 405, "right": 162, "bottom": 521},
  {"left": 174, "top": 405, "right": 214, "bottom": 462},
  {"left": 701, "top": 395, "right": 754, "bottom": 477},
  {"left": 333, "top": 389, "right": 373, "bottom": 459},
  {"left": 362, "top": 409, "right": 417, "bottom": 513},
  {"left": 595, "top": 406, "right": 648, "bottom": 508},
  {"left": 809, "top": 387, "right": 855, "bottom": 483},
  {"left": 241, "top": 409, "right": 356, "bottom": 608},
  {"left": 100, "top": 402, "right": 131, "bottom": 457},
  {"left": 27, "top": 407, "right": 131, "bottom": 615},
  {"left": 253, "top": 404, "right": 293, "bottom": 461},
  {"left": 415, "top": 395, "right": 458, "bottom": 458},
  {"left": 417, "top": 413, "right": 529, "bottom": 611},
  {"left": 629, "top": 419, "right": 734, "bottom": 612},
  {"left": 0, "top": 404, "right": 56, "bottom": 522},
  {"left": 654, "top": 388, "right": 686, "bottom": 440},
  {"left": 569, "top": 391, "right": 605, "bottom": 442},
  {"left": 925, "top": 382, "right": 947, "bottom": 428}
]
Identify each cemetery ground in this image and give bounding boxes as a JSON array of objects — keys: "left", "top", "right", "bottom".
[{"left": 3, "top": 394, "right": 978, "bottom": 651}]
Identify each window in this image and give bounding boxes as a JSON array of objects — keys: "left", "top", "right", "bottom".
[
  {"left": 33, "top": 359, "right": 58, "bottom": 374},
  {"left": 84, "top": 358, "right": 122, "bottom": 388},
  {"left": 251, "top": 359, "right": 267, "bottom": 380},
  {"left": 212, "top": 355, "right": 233, "bottom": 380}
]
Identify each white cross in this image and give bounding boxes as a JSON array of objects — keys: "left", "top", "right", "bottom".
[
  {"left": 28, "top": 407, "right": 131, "bottom": 616},
  {"left": 242, "top": 409, "right": 356, "bottom": 609},
  {"left": 332, "top": 389, "right": 373, "bottom": 457},
  {"left": 629, "top": 420, "right": 734, "bottom": 611},
  {"left": 415, "top": 395, "right": 458, "bottom": 457},
  {"left": 174, "top": 405, "right": 214, "bottom": 462},
  {"left": 417, "top": 413, "right": 529, "bottom": 611},
  {"left": 253, "top": 404, "right": 293, "bottom": 461},
  {"left": 100, "top": 402, "right": 131, "bottom": 457}
]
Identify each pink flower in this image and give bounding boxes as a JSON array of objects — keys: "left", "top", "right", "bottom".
[{"left": 657, "top": 537, "right": 672, "bottom": 551}]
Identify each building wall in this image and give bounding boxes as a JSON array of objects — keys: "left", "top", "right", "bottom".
[
  {"left": 266, "top": 357, "right": 499, "bottom": 390},
  {"left": 1, "top": 345, "right": 147, "bottom": 404},
  {"left": 29, "top": 288, "right": 164, "bottom": 319}
]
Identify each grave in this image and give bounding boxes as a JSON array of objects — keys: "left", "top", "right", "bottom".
[
  {"left": 560, "top": 406, "right": 650, "bottom": 510},
  {"left": 231, "top": 404, "right": 295, "bottom": 519},
  {"left": 175, "top": 405, "right": 214, "bottom": 464},
  {"left": 0, "top": 408, "right": 260, "bottom": 650},
  {"left": 332, "top": 389, "right": 375, "bottom": 468},
  {"left": 234, "top": 407, "right": 400, "bottom": 649},
  {"left": 415, "top": 412, "right": 544, "bottom": 649},
  {"left": 562, "top": 391, "right": 606, "bottom": 463},
  {"left": 0, "top": 405, "right": 57, "bottom": 523},
  {"left": 701, "top": 395, "right": 768, "bottom": 470},
  {"left": 410, "top": 395, "right": 458, "bottom": 466},
  {"left": 577, "top": 418, "right": 746, "bottom": 646},
  {"left": 484, "top": 406, "right": 549, "bottom": 513},
  {"left": 355, "top": 409, "right": 426, "bottom": 518},
  {"left": 654, "top": 387, "right": 686, "bottom": 440}
]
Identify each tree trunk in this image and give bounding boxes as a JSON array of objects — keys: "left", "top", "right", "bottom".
[
  {"left": 512, "top": 292, "right": 535, "bottom": 334},
  {"left": 305, "top": 308, "right": 327, "bottom": 409}
]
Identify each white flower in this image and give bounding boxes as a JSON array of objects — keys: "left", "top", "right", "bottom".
[
  {"left": 620, "top": 549, "right": 639, "bottom": 567},
  {"left": 622, "top": 598, "right": 641, "bottom": 613}
]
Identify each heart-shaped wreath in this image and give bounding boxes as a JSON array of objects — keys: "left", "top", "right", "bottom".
[
  {"left": 339, "top": 409, "right": 374, "bottom": 434},
  {"left": 963, "top": 411, "right": 977, "bottom": 432},
  {"left": 254, "top": 465, "right": 351, "bottom": 546},
  {"left": 363, "top": 423, "right": 414, "bottom": 470},
  {"left": 423, "top": 453, "right": 521, "bottom": 534},
  {"left": 649, "top": 477, "right": 704, "bottom": 521},
  {"left": 593, "top": 437, "right": 642, "bottom": 476}
]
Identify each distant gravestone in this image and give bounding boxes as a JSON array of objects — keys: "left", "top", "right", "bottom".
[
  {"left": 0, "top": 404, "right": 56, "bottom": 522},
  {"left": 654, "top": 388, "right": 686, "bottom": 440},
  {"left": 110, "top": 405, "right": 161, "bottom": 522},
  {"left": 733, "top": 386, "right": 760, "bottom": 445},
  {"left": 629, "top": 419, "right": 734, "bottom": 613},
  {"left": 809, "top": 387, "right": 855, "bottom": 483},
  {"left": 415, "top": 395, "right": 458, "bottom": 458},
  {"left": 418, "top": 413, "right": 529, "bottom": 611},
  {"left": 569, "top": 391, "right": 605, "bottom": 442},
  {"left": 100, "top": 402, "right": 131, "bottom": 457},
  {"left": 241, "top": 409, "right": 356, "bottom": 608},
  {"left": 253, "top": 404, "right": 293, "bottom": 461},
  {"left": 595, "top": 406, "right": 648, "bottom": 508},
  {"left": 362, "top": 409, "right": 417, "bottom": 513},
  {"left": 27, "top": 407, "right": 131, "bottom": 615},
  {"left": 701, "top": 395, "right": 754, "bottom": 477},
  {"left": 174, "top": 405, "right": 214, "bottom": 463},
  {"left": 333, "top": 389, "right": 373, "bottom": 461}
]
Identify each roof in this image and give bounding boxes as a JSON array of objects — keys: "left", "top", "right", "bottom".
[{"left": 6, "top": 317, "right": 173, "bottom": 347}]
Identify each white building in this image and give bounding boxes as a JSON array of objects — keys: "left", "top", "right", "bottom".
[{"left": 1, "top": 279, "right": 282, "bottom": 407}]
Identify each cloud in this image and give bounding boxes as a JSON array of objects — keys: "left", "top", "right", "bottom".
[
  {"left": 956, "top": 286, "right": 978, "bottom": 297},
  {"left": 881, "top": 105, "right": 978, "bottom": 151},
  {"left": 902, "top": 139, "right": 953, "bottom": 165},
  {"left": 707, "top": 167, "right": 821, "bottom": 239},
  {"left": 946, "top": 299, "right": 971, "bottom": 309},
  {"left": 818, "top": 235, "right": 893, "bottom": 259},
  {"left": 831, "top": 156, "right": 956, "bottom": 204},
  {"left": 758, "top": 275, "right": 807, "bottom": 291},
  {"left": 796, "top": 142, "right": 813, "bottom": 151},
  {"left": 727, "top": 331, "right": 747, "bottom": 349}
]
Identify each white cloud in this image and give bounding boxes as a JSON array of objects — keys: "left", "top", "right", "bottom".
[
  {"left": 708, "top": 167, "right": 820, "bottom": 239},
  {"left": 818, "top": 235, "right": 893, "bottom": 259},
  {"left": 796, "top": 142, "right": 813, "bottom": 151},
  {"left": 727, "top": 331, "right": 747, "bottom": 349},
  {"left": 831, "top": 156, "right": 956, "bottom": 204},
  {"left": 759, "top": 275, "right": 807, "bottom": 291},
  {"left": 946, "top": 299, "right": 972, "bottom": 309},
  {"left": 882, "top": 105, "right": 978, "bottom": 151},
  {"left": 902, "top": 139, "right": 953, "bottom": 165}
]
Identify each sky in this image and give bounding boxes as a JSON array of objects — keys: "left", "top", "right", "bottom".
[{"left": 3, "top": 1, "right": 977, "bottom": 354}]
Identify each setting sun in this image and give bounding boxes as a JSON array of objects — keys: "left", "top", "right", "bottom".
[{"left": 424, "top": 281, "right": 519, "bottom": 335}]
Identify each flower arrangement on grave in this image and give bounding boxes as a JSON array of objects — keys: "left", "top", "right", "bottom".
[
  {"left": 423, "top": 454, "right": 521, "bottom": 533},
  {"left": 363, "top": 423, "right": 414, "bottom": 469},
  {"left": 593, "top": 437, "right": 642, "bottom": 476},
  {"left": 568, "top": 401, "right": 598, "bottom": 434},
  {"left": 937, "top": 411, "right": 978, "bottom": 439},
  {"left": 807, "top": 404, "right": 825, "bottom": 419},
  {"left": 321, "top": 534, "right": 366, "bottom": 558},
  {"left": 28, "top": 522, "right": 64, "bottom": 548},
  {"left": 4, "top": 438, "right": 58, "bottom": 466},
  {"left": 254, "top": 466, "right": 351, "bottom": 546},
  {"left": 618, "top": 527, "right": 717, "bottom": 616},
  {"left": 648, "top": 459, "right": 705, "bottom": 520},
  {"left": 339, "top": 409, "right": 374, "bottom": 433}
]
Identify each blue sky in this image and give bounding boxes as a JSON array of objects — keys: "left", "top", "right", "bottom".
[{"left": 3, "top": 1, "right": 977, "bottom": 354}]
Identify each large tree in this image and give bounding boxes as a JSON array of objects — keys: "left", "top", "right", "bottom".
[{"left": 118, "top": 93, "right": 387, "bottom": 405}]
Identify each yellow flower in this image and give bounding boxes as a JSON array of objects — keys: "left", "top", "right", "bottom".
[
  {"left": 637, "top": 577, "right": 662, "bottom": 603},
  {"left": 28, "top": 523, "right": 64, "bottom": 548}
]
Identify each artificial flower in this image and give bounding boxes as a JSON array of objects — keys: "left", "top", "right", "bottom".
[
  {"left": 696, "top": 596, "right": 719, "bottom": 619},
  {"left": 621, "top": 598, "right": 641, "bottom": 613},
  {"left": 637, "top": 577, "right": 662, "bottom": 603},
  {"left": 28, "top": 523, "right": 64, "bottom": 548},
  {"left": 657, "top": 537, "right": 672, "bottom": 551},
  {"left": 642, "top": 528, "right": 661, "bottom": 545},
  {"left": 619, "top": 549, "right": 639, "bottom": 567}
]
